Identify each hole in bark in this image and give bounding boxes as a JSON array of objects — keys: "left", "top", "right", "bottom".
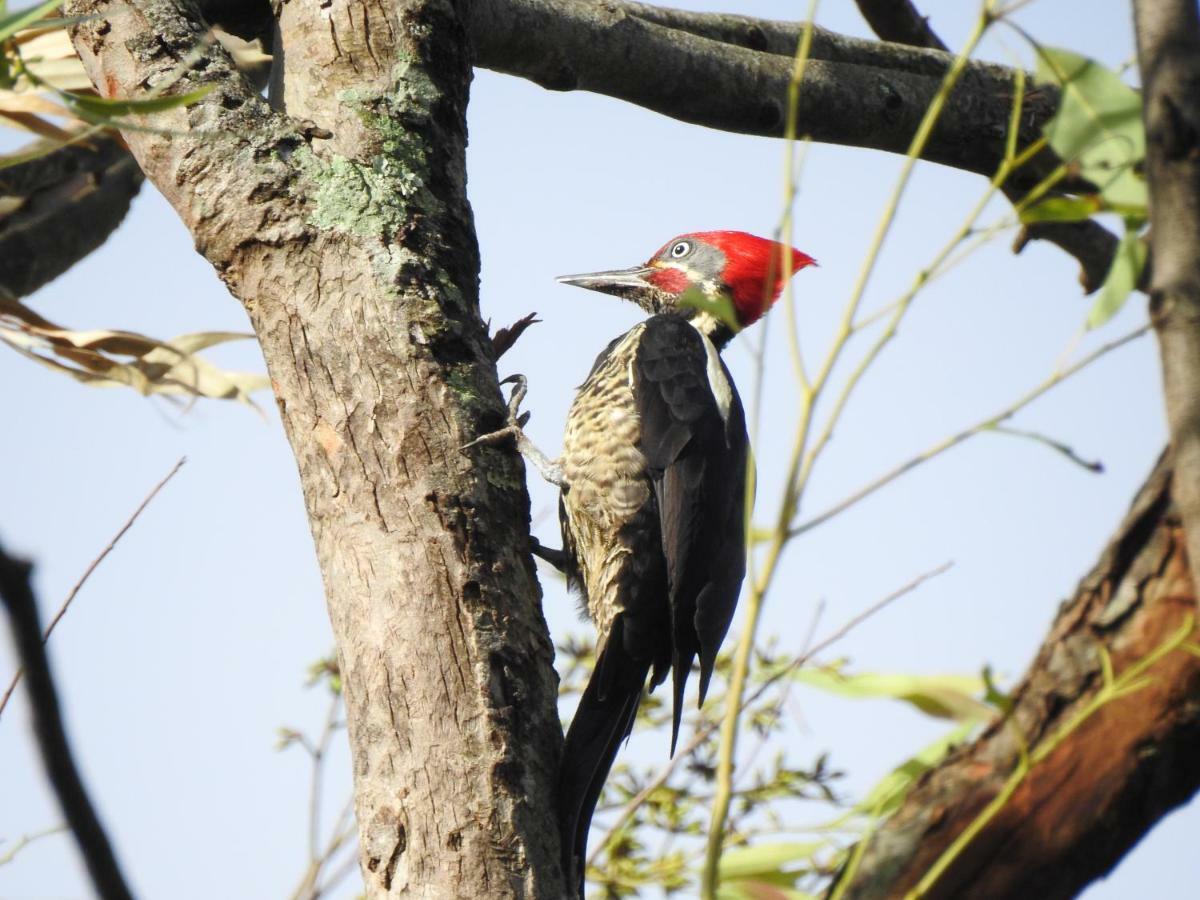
[
  {"left": 757, "top": 100, "right": 782, "bottom": 132},
  {"left": 744, "top": 25, "right": 768, "bottom": 51},
  {"left": 447, "top": 830, "right": 463, "bottom": 850},
  {"left": 463, "top": 580, "right": 481, "bottom": 602}
]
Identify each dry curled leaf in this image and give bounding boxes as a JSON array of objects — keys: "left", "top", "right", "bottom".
[{"left": 0, "top": 294, "right": 270, "bottom": 407}]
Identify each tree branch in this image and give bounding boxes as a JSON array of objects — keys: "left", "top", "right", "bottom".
[
  {"left": 0, "top": 543, "right": 134, "bottom": 900},
  {"left": 465, "top": 0, "right": 1117, "bottom": 291},
  {"left": 467, "top": 0, "right": 1045, "bottom": 179},
  {"left": 831, "top": 454, "right": 1200, "bottom": 899},
  {"left": 848, "top": 0, "right": 1116, "bottom": 291},
  {"left": 0, "top": 138, "right": 143, "bottom": 299},
  {"left": 853, "top": 0, "right": 948, "bottom": 51},
  {"left": 1134, "top": 0, "right": 1200, "bottom": 602}
]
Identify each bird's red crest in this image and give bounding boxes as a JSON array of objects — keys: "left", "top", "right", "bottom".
[{"left": 682, "top": 231, "right": 815, "bottom": 326}]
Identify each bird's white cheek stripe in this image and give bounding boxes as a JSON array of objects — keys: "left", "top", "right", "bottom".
[{"left": 691, "top": 321, "right": 732, "bottom": 423}]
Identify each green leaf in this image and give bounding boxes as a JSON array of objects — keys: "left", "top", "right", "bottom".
[
  {"left": 678, "top": 285, "right": 740, "bottom": 334},
  {"left": 0, "top": 0, "right": 62, "bottom": 42},
  {"left": 717, "top": 883, "right": 819, "bottom": 900},
  {"left": 63, "top": 83, "right": 214, "bottom": 118},
  {"left": 718, "top": 842, "right": 824, "bottom": 880},
  {"left": 794, "top": 668, "right": 994, "bottom": 722},
  {"left": 1087, "top": 228, "right": 1146, "bottom": 329},
  {"left": 1035, "top": 46, "right": 1146, "bottom": 213},
  {"left": 857, "top": 722, "right": 975, "bottom": 817},
  {"left": 1019, "top": 195, "right": 1100, "bottom": 225}
]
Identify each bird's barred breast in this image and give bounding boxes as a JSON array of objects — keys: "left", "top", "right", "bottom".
[{"left": 561, "top": 326, "right": 651, "bottom": 635}]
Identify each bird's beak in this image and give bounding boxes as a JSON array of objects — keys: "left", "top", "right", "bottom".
[{"left": 555, "top": 266, "right": 657, "bottom": 299}]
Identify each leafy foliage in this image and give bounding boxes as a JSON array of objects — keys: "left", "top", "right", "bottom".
[
  {"left": 1021, "top": 46, "right": 1147, "bottom": 327},
  {"left": 556, "top": 634, "right": 990, "bottom": 897}
]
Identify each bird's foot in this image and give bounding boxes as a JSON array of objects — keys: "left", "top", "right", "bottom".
[
  {"left": 530, "top": 536, "right": 571, "bottom": 573},
  {"left": 462, "top": 375, "right": 568, "bottom": 489}
]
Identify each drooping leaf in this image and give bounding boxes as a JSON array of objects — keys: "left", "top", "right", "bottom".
[
  {"left": 1019, "top": 194, "right": 1100, "bottom": 225},
  {"left": 1087, "top": 228, "right": 1146, "bottom": 329},
  {"left": 62, "top": 83, "right": 214, "bottom": 118},
  {"left": 1035, "top": 46, "right": 1146, "bottom": 214},
  {"left": 717, "top": 882, "right": 819, "bottom": 900},
  {"left": 718, "top": 842, "right": 825, "bottom": 880},
  {"left": 0, "top": 0, "right": 61, "bottom": 43},
  {"left": 0, "top": 294, "right": 270, "bottom": 405},
  {"left": 794, "top": 667, "right": 994, "bottom": 722}
]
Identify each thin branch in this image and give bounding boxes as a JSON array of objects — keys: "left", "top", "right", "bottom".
[
  {"left": 792, "top": 326, "right": 1150, "bottom": 538},
  {"left": 853, "top": 0, "right": 949, "bottom": 51},
  {"left": 0, "top": 543, "right": 134, "bottom": 900},
  {"left": 0, "top": 457, "right": 186, "bottom": 719},
  {"left": 989, "top": 424, "right": 1104, "bottom": 473},
  {"left": 0, "top": 824, "right": 68, "bottom": 865}
]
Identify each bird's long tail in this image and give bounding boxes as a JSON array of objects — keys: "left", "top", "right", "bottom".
[{"left": 558, "top": 620, "right": 651, "bottom": 897}]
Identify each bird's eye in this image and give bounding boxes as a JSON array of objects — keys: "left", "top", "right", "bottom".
[{"left": 670, "top": 241, "right": 692, "bottom": 259}]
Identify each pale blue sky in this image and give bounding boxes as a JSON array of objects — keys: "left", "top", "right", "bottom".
[{"left": 3, "top": 1, "right": 1194, "bottom": 897}]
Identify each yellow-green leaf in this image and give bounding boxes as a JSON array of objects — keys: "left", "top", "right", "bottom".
[
  {"left": 1019, "top": 194, "right": 1100, "bottom": 225},
  {"left": 64, "top": 83, "right": 214, "bottom": 118},
  {"left": 0, "top": 0, "right": 61, "bottom": 42},
  {"left": 1087, "top": 229, "right": 1146, "bottom": 329},
  {"left": 678, "top": 285, "right": 740, "bottom": 334},
  {"left": 718, "top": 842, "right": 824, "bottom": 880},
  {"left": 794, "top": 668, "right": 993, "bottom": 722},
  {"left": 1035, "top": 46, "right": 1146, "bottom": 212}
]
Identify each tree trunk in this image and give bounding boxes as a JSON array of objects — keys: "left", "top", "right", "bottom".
[
  {"left": 65, "top": 1, "right": 565, "bottom": 896},
  {"left": 831, "top": 454, "right": 1200, "bottom": 899},
  {"left": 1135, "top": 0, "right": 1200, "bottom": 604}
]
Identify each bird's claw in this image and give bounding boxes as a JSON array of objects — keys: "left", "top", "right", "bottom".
[
  {"left": 461, "top": 374, "right": 532, "bottom": 452},
  {"left": 460, "top": 374, "right": 567, "bottom": 488}
]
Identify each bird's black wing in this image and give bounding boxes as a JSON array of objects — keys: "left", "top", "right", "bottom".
[{"left": 635, "top": 314, "right": 749, "bottom": 751}]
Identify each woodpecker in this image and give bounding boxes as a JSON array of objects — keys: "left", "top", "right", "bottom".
[{"left": 468, "top": 231, "right": 815, "bottom": 893}]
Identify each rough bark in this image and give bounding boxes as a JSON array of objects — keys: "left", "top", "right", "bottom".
[
  {"left": 63, "top": 1, "right": 564, "bottom": 897},
  {"left": 1135, "top": 0, "right": 1200, "bottom": 606},
  {"left": 831, "top": 455, "right": 1200, "bottom": 899},
  {"left": 0, "top": 138, "right": 142, "bottom": 299}
]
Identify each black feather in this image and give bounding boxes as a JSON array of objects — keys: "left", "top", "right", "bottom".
[
  {"left": 635, "top": 315, "right": 749, "bottom": 752},
  {"left": 556, "top": 314, "right": 751, "bottom": 890},
  {"left": 558, "top": 616, "right": 650, "bottom": 896}
]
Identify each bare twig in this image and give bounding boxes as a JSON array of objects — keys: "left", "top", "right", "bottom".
[
  {"left": 0, "top": 457, "right": 186, "bottom": 719},
  {"left": 989, "top": 424, "right": 1104, "bottom": 473},
  {"left": 792, "top": 327, "right": 1149, "bottom": 537},
  {"left": 0, "top": 543, "right": 134, "bottom": 900},
  {"left": 0, "top": 824, "right": 68, "bottom": 865},
  {"left": 288, "top": 686, "right": 354, "bottom": 900}
]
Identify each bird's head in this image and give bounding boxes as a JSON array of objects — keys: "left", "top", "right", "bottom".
[{"left": 556, "top": 231, "right": 815, "bottom": 343}]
